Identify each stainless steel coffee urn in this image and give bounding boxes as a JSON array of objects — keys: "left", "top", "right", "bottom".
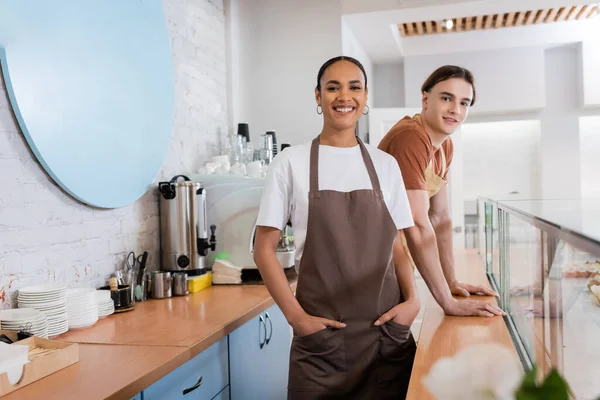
[{"left": 158, "top": 175, "right": 217, "bottom": 276}]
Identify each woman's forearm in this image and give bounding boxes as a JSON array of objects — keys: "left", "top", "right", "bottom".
[
  {"left": 393, "top": 233, "right": 418, "bottom": 302},
  {"left": 254, "top": 232, "right": 305, "bottom": 325}
]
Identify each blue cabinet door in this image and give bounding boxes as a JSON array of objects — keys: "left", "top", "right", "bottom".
[
  {"left": 212, "top": 386, "right": 230, "bottom": 400},
  {"left": 229, "top": 304, "right": 291, "bottom": 400},
  {"left": 262, "top": 304, "right": 291, "bottom": 395},
  {"left": 144, "top": 337, "right": 229, "bottom": 400}
]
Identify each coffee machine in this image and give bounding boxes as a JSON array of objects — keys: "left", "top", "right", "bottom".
[
  {"left": 158, "top": 175, "right": 217, "bottom": 276},
  {"left": 190, "top": 174, "right": 295, "bottom": 271}
]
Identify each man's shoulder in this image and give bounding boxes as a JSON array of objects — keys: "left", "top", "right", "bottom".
[{"left": 379, "top": 117, "right": 430, "bottom": 153}]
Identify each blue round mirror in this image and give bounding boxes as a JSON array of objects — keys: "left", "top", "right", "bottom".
[{"left": 0, "top": 1, "right": 174, "bottom": 208}]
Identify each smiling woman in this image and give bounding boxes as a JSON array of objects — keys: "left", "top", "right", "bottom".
[{"left": 252, "top": 55, "right": 419, "bottom": 399}]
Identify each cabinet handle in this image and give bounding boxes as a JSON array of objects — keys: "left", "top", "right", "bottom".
[
  {"left": 265, "top": 312, "right": 273, "bottom": 345},
  {"left": 259, "top": 315, "right": 267, "bottom": 349},
  {"left": 182, "top": 376, "right": 203, "bottom": 395}
]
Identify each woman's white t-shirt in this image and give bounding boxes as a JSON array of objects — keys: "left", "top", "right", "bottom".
[{"left": 256, "top": 141, "right": 415, "bottom": 268}]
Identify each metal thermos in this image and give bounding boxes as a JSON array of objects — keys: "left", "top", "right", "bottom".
[{"left": 158, "top": 175, "right": 217, "bottom": 276}]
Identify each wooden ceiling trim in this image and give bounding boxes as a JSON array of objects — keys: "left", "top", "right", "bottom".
[
  {"left": 475, "top": 15, "right": 484, "bottom": 30},
  {"left": 397, "top": 4, "right": 599, "bottom": 37},
  {"left": 398, "top": 24, "right": 407, "bottom": 37},
  {"left": 494, "top": 13, "right": 504, "bottom": 28},
  {"left": 577, "top": 4, "right": 590, "bottom": 19},
  {"left": 425, "top": 20, "right": 433, "bottom": 34},
  {"left": 525, "top": 10, "right": 537, "bottom": 25},
  {"left": 534, "top": 9, "right": 549, "bottom": 24},
  {"left": 435, "top": 21, "right": 443, "bottom": 33},
  {"left": 555, "top": 7, "right": 568, "bottom": 21},
  {"left": 505, "top": 12, "right": 516, "bottom": 27},
  {"left": 484, "top": 14, "right": 493, "bottom": 29},
  {"left": 545, "top": 8, "right": 558, "bottom": 23},
  {"left": 567, "top": 5, "right": 582, "bottom": 20}
]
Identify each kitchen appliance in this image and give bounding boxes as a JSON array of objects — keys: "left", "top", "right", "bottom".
[
  {"left": 151, "top": 271, "right": 172, "bottom": 299},
  {"left": 158, "top": 175, "right": 217, "bottom": 276},
  {"left": 172, "top": 272, "right": 188, "bottom": 296},
  {"left": 190, "top": 174, "right": 295, "bottom": 272}
]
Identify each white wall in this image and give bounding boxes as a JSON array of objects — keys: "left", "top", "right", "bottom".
[
  {"left": 540, "top": 45, "right": 582, "bottom": 199},
  {"left": 461, "top": 120, "right": 541, "bottom": 205},
  {"left": 341, "top": 19, "right": 374, "bottom": 107},
  {"left": 403, "top": 47, "right": 546, "bottom": 115},
  {"left": 341, "top": 18, "right": 374, "bottom": 142},
  {"left": 580, "top": 116, "right": 600, "bottom": 198},
  {"left": 582, "top": 30, "right": 600, "bottom": 107},
  {"left": 227, "top": 0, "right": 343, "bottom": 147},
  {"left": 374, "top": 63, "right": 405, "bottom": 108},
  {"left": 0, "top": 0, "right": 228, "bottom": 308}
]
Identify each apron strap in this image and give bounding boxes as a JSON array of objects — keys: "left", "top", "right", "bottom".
[
  {"left": 357, "top": 137, "right": 382, "bottom": 192},
  {"left": 309, "top": 136, "right": 382, "bottom": 192},
  {"left": 310, "top": 137, "right": 321, "bottom": 192},
  {"left": 439, "top": 145, "right": 447, "bottom": 178}
]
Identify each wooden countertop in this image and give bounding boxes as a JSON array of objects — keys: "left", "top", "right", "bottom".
[
  {"left": 55, "top": 283, "right": 294, "bottom": 358},
  {"left": 5, "top": 251, "right": 514, "bottom": 400},
  {"left": 2, "top": 344, "right": 189, "bottom": 400},
  {"left": 406, "top": 249, "right": 517, "bottom": 400},
  {"left": 4, "top": 282, "right": 295, "bottom": 400}
]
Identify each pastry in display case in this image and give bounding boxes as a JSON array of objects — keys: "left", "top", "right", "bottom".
[{"left": 562, "top": 259, "right": 600, "bottom": 278}]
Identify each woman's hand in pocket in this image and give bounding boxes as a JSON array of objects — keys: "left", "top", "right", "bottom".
[
  {"left": 374, "top": 298, "right": 420, "bottom": 327},
  {"left": 291, "top": 313, "right": 347, "bottom": 337}
]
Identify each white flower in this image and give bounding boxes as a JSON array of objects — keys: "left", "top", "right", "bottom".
[{"left": 422, "top": 343, "right": 524, "bottom": 400}]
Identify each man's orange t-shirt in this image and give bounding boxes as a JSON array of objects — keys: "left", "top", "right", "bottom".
[{"left": 377, "top": 115, "right": 453, "bottom": 191}]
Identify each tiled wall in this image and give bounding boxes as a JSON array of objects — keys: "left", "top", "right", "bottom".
[{"left": 0, "top": 0, "right": 228, "bottom": 308}]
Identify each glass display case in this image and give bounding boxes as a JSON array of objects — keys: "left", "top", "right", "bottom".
[
  {"left": 478, "top": 197, "right": 600, "bottom": 399},
  {"left": 477, "top": 195, "right": 529, "bottom": 300}
]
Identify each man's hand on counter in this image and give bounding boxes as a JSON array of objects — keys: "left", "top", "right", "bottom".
[
  {"left": 449, "top": 280, "right": 498, "bottom": 297},
  {"left": 442, "top": 298, "right": 506, "bottom": 317}
]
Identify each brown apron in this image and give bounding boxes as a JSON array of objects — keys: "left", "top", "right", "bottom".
[
  {"left": 400, "top": 114, "right": 448, "bottom": 269},
  {"left": 288, "top": 136, "right": 416, "bottom": 400}
]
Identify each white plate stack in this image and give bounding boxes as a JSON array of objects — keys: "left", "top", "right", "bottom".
[
  {"left": 95, "top": 290, "right": 115, "bottom": 318},
  {"left": 66, "top": 288, "right": 99, "bottom": 330},
  {"left": 0, "top": 308, "right": 49, "bottom": 338},
  {"left": 17, "top": 284, "right": 68, "bottom": 337}
]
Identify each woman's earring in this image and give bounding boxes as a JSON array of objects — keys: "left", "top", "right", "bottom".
[
  {"left": 362, "top": 105, "right": 370, "bottom": 115},
  {"left": 316, "top": 105, "right": 323, "bottom": 115}
]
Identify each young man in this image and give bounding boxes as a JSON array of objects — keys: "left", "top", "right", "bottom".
[{"left": 378, "top": 65, "right": 505, "bottom": 317}]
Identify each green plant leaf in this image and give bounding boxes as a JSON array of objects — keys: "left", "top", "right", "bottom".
[
  {"left": 541, "top": 369, "right": 569, "bottom": 400},
  {"left": 515, "top": 366, "right": 570, "bottom": 400}
]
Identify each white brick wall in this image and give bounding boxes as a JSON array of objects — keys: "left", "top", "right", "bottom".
[{"left": 0, "top": 0, "right": 228, "bottom": 308}]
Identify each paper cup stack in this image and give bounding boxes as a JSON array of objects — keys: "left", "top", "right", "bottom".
[{"left": 17, "top": 283, "right": 68, "bottom": 337}]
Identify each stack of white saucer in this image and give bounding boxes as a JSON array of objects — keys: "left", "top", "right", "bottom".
[
  {"left": 66, "top": 288, "right": 99, "bottom": 330},
  {"left": 0, "top": 308, "right": 49, "bottom": 339},
  {"left": 17, "top": 284, "right": 68, "bottom": 337},
  {"left": 95, "top": 290, "right": 115, "bottom": 318}
]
